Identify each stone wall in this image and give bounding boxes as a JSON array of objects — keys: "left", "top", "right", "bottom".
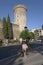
[
  {"left": 0, "top": 20, "right": 4, "bottom": 39},
  {"left": 13, "top": 5, "right": 27, "bottom": 32},
  {"left": 12, "top": 23, "right": 20, "bottom": 40}
]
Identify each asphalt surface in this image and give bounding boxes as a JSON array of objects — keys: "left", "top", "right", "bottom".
[{"left": 0, "top": 42, "right": 43, "bottom": 65}]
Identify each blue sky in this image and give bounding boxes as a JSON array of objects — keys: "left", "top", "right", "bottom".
[{"left": 0, "top": 0, "right": 43, "bottom": 30}]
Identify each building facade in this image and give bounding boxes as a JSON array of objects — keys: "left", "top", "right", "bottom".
[
  {"left": 13, "top": 5, "right": 27, "bottom": 32},
  {"left": 13, "top": 5, "right": 27, "bottom": 39},
  {"left": 12, "top": 23, "right": 20, "bottom": 40},
  {"left": 0, "top": 20, "right": 4, "bottom": 39},
  {"left": 0, "top": 5, "right": 27, "bottom": 40},
  {"left": 30, "top": 29, "right": 43, "bottom": 40},
  {"left": 0, "top": 4, "right": 43, "bottom": 40}
]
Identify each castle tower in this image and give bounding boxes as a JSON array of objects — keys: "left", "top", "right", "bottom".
[{"left": 13, "top": 5, "right": 27, "bottom": 32}]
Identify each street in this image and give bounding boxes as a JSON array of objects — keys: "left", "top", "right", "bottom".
[{"left": 0, "top": 41, "right": 43, "bottom": 65}]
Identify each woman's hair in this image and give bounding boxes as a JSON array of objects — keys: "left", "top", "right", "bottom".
[{"left": 22, "top": 41, "right": 26, "bottom": 44}]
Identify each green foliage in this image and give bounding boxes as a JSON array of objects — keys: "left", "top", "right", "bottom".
[
  {"left": 20, "top": 29, "right": 30, "bottom": 40},
  {"left": 20, "top": 30, "right": 26, "bottom": 39},
  {"left": 3, "top": 14, "right": 13, "bottom": 39},
  {"left": 19, "top": 29, "right": 35, "bottom": 40},
  {"left": 7, "top": 14, "right": 13, "bottom": 39},
  {"left": 30, "top": 32, "right": 35, "bottom": 39},
  {"left": 3, "top": 17, "right": 8, "bottom": 38}
]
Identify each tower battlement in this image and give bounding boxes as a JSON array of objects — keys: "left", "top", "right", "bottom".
[{"left": 13, "top": 4, "right": 27, "bottom": 11}]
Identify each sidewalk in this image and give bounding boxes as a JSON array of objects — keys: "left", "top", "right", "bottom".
[{"left": 14, "top": 52, "right": 43, "bottom": 65}]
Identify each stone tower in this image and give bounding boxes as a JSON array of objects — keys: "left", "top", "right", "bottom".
[{"left": 13, "top": 4, "right": 27, "bottom": 32}]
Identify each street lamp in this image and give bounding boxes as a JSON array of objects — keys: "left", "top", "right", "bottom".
[{"left": 24, "top": 26, "right": 27, "bottom": 30}]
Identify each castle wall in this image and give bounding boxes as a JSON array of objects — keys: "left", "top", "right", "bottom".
[
  {"left": 13, "top": 5, "right": 27, "bottom": 32},
  {"left": 12, "top": 23, "right": 20, "bottom": 40},
  {"left": 0, "top": 20, "right": 4, "bottom": 39}
]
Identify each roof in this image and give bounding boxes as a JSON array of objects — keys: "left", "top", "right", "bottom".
[{"left": 13, "top": 4, "right": 27, "bottom": 11}]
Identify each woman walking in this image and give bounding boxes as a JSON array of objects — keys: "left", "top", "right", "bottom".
[{"left": 21, "top": 41, "right": 28, "bottom": 56}]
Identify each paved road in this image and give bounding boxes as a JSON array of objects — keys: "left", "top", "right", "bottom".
[
  {"left": 0, "top": 51, "right": 43, "bottom": 65},
  {"left": 0, "top": 42, "right": 43, "bottom": 65},
  {"left": 13, "top": 44, "right": 43, "bottom": 65},
  {"left": 14, "top": 52, "right": 43, "bottom": 65}
]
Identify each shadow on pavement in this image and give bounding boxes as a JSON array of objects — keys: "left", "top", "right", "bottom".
[
  {"left": 0, "top": 43, "right": 43, "bottom": 65},
  {"left": 0, "top": 45, "right": 23, "bottom": 65},
  {"left": 41, "top": 64, "right": 43, "bottom": 65},
  {"left": 0, "top": 53, "right": 23, "bottom": 65},
  {"left": 28, "top": 43, "right": 43, "bottom": 55}
]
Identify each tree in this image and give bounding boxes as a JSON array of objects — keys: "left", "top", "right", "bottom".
[
  {"left": 19, "top": 30, "right": 35, "bottom": 40},
  {"left": 42, "top": 25, "right": 43, "bottom": 30},
  {"left": 29, "top": 32, "right": 35, "bottom": 39},
  {"left": 20, "top": 30, "right": 26, "bottom": 39},
  {"left": 3, "top": 17, "right": 8, "bottom": 39},
  {"left": 7, "top": 14, "right": 13, "bottom": 39},
  {"left": 19, "top": 29, "right": 30, "bottom": 40}
]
